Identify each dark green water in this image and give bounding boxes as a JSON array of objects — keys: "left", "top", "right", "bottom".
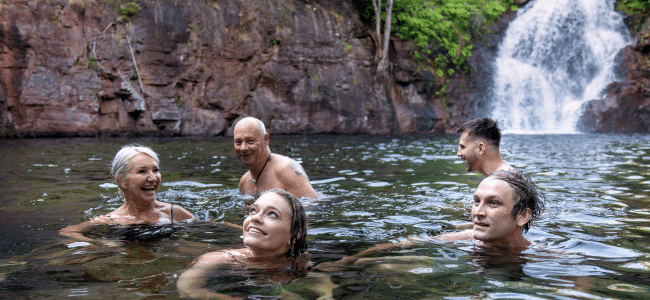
[{"left": 1, "top": 134, "right": 649, "bottom": 299}]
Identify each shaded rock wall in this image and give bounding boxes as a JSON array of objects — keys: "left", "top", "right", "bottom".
[
  {"left": 579, "top": 16, "right": 650, "bottom": 133},
  {"left": 1, "top": 0, "right": 469, "bottom": 137}
]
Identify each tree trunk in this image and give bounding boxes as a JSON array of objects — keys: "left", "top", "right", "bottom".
[
  {"left": 377, "top": 0, "right": 393, "bottom": 74},
  {"left": 371, "top": 0, "right": 382, "bottom": 63}
]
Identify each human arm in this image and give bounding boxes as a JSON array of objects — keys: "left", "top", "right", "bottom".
[
  {"left": 171, "top": 204, "right": 199, "bottom": 223},
  {"left": 316, "top": 238, "right": 417, "bottom": 271},
  {"left": 177, "top": 251, "right": 241, "bottom": 299},
  {"left": 238, "top": 172, "right": 256, "bottom": 195},
  {"left": 435, "top": 229, "right": 474, "bottom": 241},
  {"left": 277, "top": 160, "right": 318, "bottom": 200},
  {"left": 59, "top": 215, "right": 113, "bottom": 242},
  {"left": 318, "top": 230, "right": 475, "bottom": 270}
]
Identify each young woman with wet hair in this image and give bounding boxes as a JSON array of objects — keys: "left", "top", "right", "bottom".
[{"left": 177, "top": 189, "right": 313, "bottom": 299}]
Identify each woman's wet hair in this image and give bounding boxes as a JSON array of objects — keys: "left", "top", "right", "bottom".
[
  {"left": 488, "top": 169, "right": 546, "bottom": 233},
  {"left": 259, "top": 189, "right": 307, "bottom": 258},
  {"left": 111, "top": 144, "right": 159, "bottom": 181}
]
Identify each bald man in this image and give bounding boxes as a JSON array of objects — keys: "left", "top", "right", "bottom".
[{"left": 233, "top": 117, "right": 317, "bottom": 199}]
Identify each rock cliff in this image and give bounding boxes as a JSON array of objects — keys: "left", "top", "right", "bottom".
[
  {"left": 1, "top": 0, "right": 478, "bottom": 137},
  {"left": 578, "top": 15, "right": 650, "bottom": 133}
]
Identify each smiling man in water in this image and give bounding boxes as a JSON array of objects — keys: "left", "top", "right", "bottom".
[
  {"left": 437, "top": 169, "right": 545, "bottom": 248},
  {"left": 320, "top": 169, "right": 547, "bottom": 268},
  {"left": 233, "top": 117, "right": 317, "bottom": 199},
  {"left": 457, "top": 117, "right": 512, "bottom": 177}
]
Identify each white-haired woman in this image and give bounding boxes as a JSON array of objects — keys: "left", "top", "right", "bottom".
[{"left": 61, "top": 144, "right": 196, "bottom": 241}]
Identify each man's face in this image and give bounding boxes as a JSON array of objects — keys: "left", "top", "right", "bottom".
[
  {"left": 471, "top": 178, "right": 524, "bottom": 246},
  {"left": 233, "top": 122, "right": 267, "bottom": 167},
  {"left": 457, "top": 132, "right": 480, "bottom": 172}
]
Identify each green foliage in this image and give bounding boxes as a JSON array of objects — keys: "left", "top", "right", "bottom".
[
  {"left": 87, "top": 55, "right": 97, "bottom": 70},
  {"left": 392, "top": 0, "right": 507, "bottom": 68},
  {"left": 117, "top": 1, "right": 141, "bottom": 19},
  {"left": 617, "top": 0, "right": 650, "bottom": 15},
  {"left": 503, "top": 0, "right": 518, "bottom": 12}
]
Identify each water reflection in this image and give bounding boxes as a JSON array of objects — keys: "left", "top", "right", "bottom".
[{"left": 1, "top": 134, "right": 650, "bottom": 298}]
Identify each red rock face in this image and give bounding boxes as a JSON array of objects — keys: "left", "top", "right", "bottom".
[
  {"left": 578, "top": 18, "right": 650, "bottom": 134},
  {"left": 0, "top": 0, "right": 510, "bottom": 137}
]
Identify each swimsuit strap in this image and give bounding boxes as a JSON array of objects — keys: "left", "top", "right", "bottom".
[
  {"left": 170, "top": 204, "right": 174, "bottom": 225},
  {"left": 107, "top": 215, "right": 117, "bottom": 225}
]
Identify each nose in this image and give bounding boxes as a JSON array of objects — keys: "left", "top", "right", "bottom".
[
  {"left": 146, "top": 170, "right": 156, "bottom": 181},
  {"left": 456, "top": 148, "right": 462, "bottom": 157},
  {"left": 249, "top": 211, "right": 263, "bottom": 224},
  {"left": 472, "top": 202, "right": 486, "bottom": 218}
]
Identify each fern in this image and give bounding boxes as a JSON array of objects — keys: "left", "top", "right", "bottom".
[{"left": 390, "top": 0, "right": 507, "bottom": 68}]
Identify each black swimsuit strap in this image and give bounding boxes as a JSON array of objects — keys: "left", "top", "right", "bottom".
[{"left": 170, "top": 204, "right": 174, "bottom": 225}]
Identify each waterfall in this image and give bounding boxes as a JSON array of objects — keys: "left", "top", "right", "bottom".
[{"left": 489, "top": 0, "right": 630, "bottom": 134}]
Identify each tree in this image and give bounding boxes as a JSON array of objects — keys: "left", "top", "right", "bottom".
[{"left": 371, "top": 0, "right": 394, "bottom": 74}]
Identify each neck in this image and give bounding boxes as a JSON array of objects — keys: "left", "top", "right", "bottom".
[
  {"left": 483, "top": 232, "right": 530, "bottom": 250},
  {"left": 479, "top": 154, "right": 508, "bottom": 177},
  {"left": 251, "top": 153, "right": 271, "bottom": 183},
  {"left": 121, "top": 194, "right": 155, "bottom": 217},
  {"left": 245, "top": 247, "right": 290, "bottom": 261}
]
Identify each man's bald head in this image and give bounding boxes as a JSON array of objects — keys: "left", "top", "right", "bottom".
[{"left": 235, "top": 117, "right": 266, "bottom": 137}]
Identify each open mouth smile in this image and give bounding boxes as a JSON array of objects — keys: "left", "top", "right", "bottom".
[
  {"left": 474, "top": 222, "right": 489, "bottom": 228},
  {"left": 247, "top": 226, "right": 266, "bottom": 235}
]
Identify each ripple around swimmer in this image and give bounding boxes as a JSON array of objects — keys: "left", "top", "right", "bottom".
[
  {"left": 163, "top": 181, "right": 222, "bottom": 188},
  {"left": 310, "top": 177, "right": 346, "bottom": 185},
  {"left": 558, "top": 213, "right": 622, "bottom": 225},
  {"left": 365, "top": 181, "right": 392, "bottom": 187},
  {"left": 98, "top": 183, "right": 118, "bottom": 189},
  {"left": 558, "top": 239, "right": 641, "bottom": 258}
]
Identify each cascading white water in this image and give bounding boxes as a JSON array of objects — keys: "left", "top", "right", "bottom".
[{"left": 490, "top": 0, "right": 631, "bottom": 133}]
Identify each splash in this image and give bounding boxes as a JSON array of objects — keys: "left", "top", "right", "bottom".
[{"left": 490, "top": 0, "right": 630, "bottom": 133}]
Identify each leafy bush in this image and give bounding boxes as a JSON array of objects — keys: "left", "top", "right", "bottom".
[
  {"left": 393, "top": 0, "right": 507, "bottom": 67},
  {"left": 617, "top": 0, "right": 650, "bottom": 15},
  {"left": 118, "top": 1, "right": 141, "bottom": 18}
]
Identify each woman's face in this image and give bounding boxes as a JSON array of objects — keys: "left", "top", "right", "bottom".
[
  {"left": 243, "top": 192, "right": 293, "bottom": 257},
  {"left": 117, "top": 153, "right": 161, "bottom": 204}
]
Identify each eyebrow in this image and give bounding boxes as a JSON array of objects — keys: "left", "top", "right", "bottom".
[
  {"left": 251, "top": 204, "right": 283, "bottom": 215},
  {"left": 484, "top": 195, "right": 503, "bottom": 202},
  {"left": 134, "top": 165, "right": 158, "bottom": 169}
]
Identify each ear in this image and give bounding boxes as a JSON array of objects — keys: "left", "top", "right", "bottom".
[
  {"left": 115, "top": 175, "right": 124, "bottom": 189},
  {"left": 516, "top": 208, "right": 532, "bottom": 227},
  {"left": 476, "top": 141, "right": 486, "bottom": 155},
  {"left": 263, "top": 133, "right": 270, "bottom": 145}
]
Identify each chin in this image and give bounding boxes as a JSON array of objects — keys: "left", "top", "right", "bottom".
[{"left": 472, "top": 231, "right": 488, "bottom": 241}]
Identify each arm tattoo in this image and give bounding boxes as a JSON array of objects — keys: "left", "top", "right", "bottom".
[{"left": 291, "top": 162, "right": 304, "bottom": 176}]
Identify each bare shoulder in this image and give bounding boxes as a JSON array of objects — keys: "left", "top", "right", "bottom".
[
  {"left": 436, "top": 229, "right": 475, "bottom": 242},
  {"left": 270, "top": 154, "right": 317, "bottom": 199},
  {"left": 171, "top": 204, "right": 198, "bottom": 222},
  {"left": 273, "top": 154, "right": 307, "bottom": 177},
  {"left": 239, "top": 171, "right": 254, "bottom": 191},
  {"left": 195, "top": 249, "right": 245, "bottom": 266},
  {"left": 198, "top": 250, "right": 232, "bottom": 262},
  {"left": 88, "top": 215, "right": 114, "bottom": 225}
]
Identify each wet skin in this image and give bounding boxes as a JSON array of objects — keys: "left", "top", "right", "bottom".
[
  {"left": 457, "top": 132, "right": 480, "bottom": 172},
  {"left": 471, "top": 178, "right": 530, "bottom": 248},
  {"left": 118, "top": 153, "right": 161, "bottom": 205},
  {"left": 233, "top": 120, "right": 269, "bottom": 172},
  {"left": 243, "top": 192, "right": 293, "bottom": 257}
]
